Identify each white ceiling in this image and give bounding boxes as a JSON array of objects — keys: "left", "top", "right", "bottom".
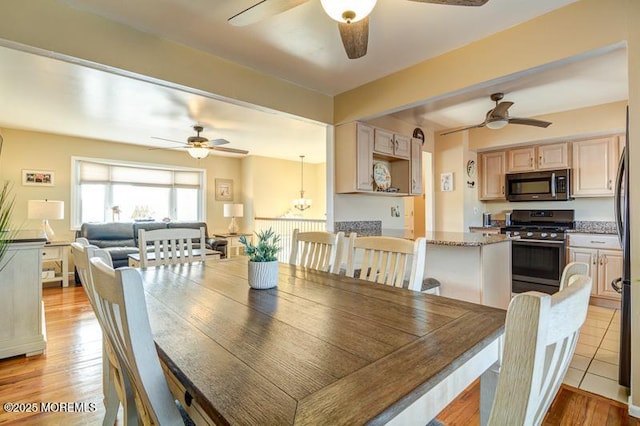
[{"left": 0, "top": 0, "right": 629, "bottom": 163}]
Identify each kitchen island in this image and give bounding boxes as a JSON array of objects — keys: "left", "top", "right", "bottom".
[{"left": 424, "top": 232, "right": 513, "bottom": 309}]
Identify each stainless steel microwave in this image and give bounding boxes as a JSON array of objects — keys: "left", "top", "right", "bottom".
[{"left": 505, "top": 169, "right": 571, "bottom": 201}]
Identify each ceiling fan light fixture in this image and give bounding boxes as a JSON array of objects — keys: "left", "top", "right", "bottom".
[
  {"left": 187, "top": 147, "right": 209, "bottom": 159},
  {"left": 486, "top": 119, "right": 508, "bottom": 130},
  {"left": 321, "top": 0, "right": 377, "bottom": 23}
]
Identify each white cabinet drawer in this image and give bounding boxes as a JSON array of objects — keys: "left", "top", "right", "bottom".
[
  {"left": 567, "top": 233, "right": 621, "bottom": 250},
  {"left": 42, "top": 246, "right": 62, "bottom": 260}
]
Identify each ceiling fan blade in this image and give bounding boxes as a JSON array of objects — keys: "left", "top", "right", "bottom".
[
  {"left": 211, "top": 146, "right": 249, "bottom": 155},
  {"left": 491, "top": 101, "right": 514, "bottom": 118},
  {"left": 209, "top": 138, "right": 230, "bottom": 146},
  {"left": 147, "top": 146, "right": 188, "bottom": 151},
  {"left": 508, "top": 117, "right": 552, "bottom": 128},
  {"left": 228, "top": 0, "right": 309, "bottom": 26},
  {"left": 407, "top": 0, "right": 489, "bottom": 6},
  {"left": 440, "top": 123, "right": 485, "bottom": 136},
  {"left": 151, "top": 136, "right": 187, "bottom": 145},
  {"left": 338, "top": 18, "right": 369, "bottom": 59}
]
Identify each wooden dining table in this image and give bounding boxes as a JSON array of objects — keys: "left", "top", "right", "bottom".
[{"left": 137, "top": 257, "right": 506, "bottom": 425}]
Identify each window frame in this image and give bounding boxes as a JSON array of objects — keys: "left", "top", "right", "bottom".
[{"left": 71, "top": 156, "right": 206, "bottom": 230}]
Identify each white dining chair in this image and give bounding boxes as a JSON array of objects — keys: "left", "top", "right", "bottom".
[
  {"left": 559, "top": 261, "right": 589, "bottom": 290},
  {"left": 71, "top": 241, "right": 138, "bottom": 425},
  {"left": 136, "top": 227, "right": 207, "bottom": 267},
  {"left": 345, "top": 236, "right": 427, "bottom": 292},
  {"left": 487, "top": 274, "right": 592, "bottom": 425},
  {"left": 89, "top": 257, "right": 187, "bottom": 425},
  {"left": 289, "top": 229, "right": 346, "bottom": 274}
]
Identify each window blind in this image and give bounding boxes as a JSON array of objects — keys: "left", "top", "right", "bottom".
[{"left": 79, "top": 160, "right": 201, "bottom": 188}]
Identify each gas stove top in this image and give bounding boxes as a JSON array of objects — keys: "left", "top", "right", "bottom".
[
  {"left": 503, "top": 226, "right": 568, "bottom": 241},
  {"left": 502, "top": 209, "right": 575, "bottom": 241}
]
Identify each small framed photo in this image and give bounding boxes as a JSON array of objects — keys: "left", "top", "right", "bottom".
[
  {"left": 215, "top": 178, "right": 233, "bottom": 201},
  {"left": 440, "top": 172, "right": 453, "bottom": 192},
  {"left": 22, "top": 169, "right": 55, "bottom": 186}
]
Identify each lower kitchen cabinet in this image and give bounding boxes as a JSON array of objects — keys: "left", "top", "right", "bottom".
[{"left": 567, "top": 233, "right": 622, "bottom": 301}]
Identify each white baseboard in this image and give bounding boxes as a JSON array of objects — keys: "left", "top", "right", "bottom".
[{"left": 628, "top": 396, "right": 640, "bottom": 418}]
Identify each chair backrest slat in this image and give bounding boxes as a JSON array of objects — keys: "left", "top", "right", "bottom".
[
  {"left": 138, "top": 226, "right": 206, "bottom": 267},
  {"left": 289, "top": 229, "right": 346, "bottom": 274},
  {"left": 89, "top": 258, "right": 184, "bottom": 425},
  {"left": 346, "top": 236, "right": 426, "bottom": 291},
  {"left": 488, "top": 274, "right": 591, "bottom": 425}
]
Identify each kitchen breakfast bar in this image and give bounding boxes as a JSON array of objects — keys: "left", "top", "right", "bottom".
[
  {"left": 139, "top": 258, "right": 506, "bottom": 425},
  {"left": 423, "top": 232, "right": 513, "bottom": 310}
]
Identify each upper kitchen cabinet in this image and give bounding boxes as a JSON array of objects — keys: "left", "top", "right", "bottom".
[
  {"left": 410, "top": 138, "right": 423, "bottom": 195},
  {"left": 572, "top": 136, "right": 619, "bottom": 197},
  {"left": 335, "top": 122, "right": 413, "bottom": 195},
  {"left": 479, "top": 151, "right": 506, "bottom": 200},
  {"left": 373, "top": 129, "right": 410, "bottom": 159},
  {"left": 506, "top": 142, "right": 569, "bottom": 173},
  {"left": 336, "top": 122, "right": 374, "bottom": 192}
]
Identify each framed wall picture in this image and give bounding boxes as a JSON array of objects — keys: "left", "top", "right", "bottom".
[
  {"left": 440, "top": 172, "right": 454, "bottom": 192},
  {"left": 22, "top": 169, "right": 55, "bottom": 186},
  {"left": 215, "top": 178, "right": 233, "bottom": 201}
]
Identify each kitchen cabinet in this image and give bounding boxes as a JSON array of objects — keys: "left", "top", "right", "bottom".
[
  {"left": 479, "top": 151, "right": 506, "bottom": 200},
  {"left": 572, "top": 136, "right": 619, "bottom": 197},
  {"left": 507, "top": 147, "right": 536, "bottom": 172},
  {"left": 409, "top": 137, "right": 422, "bottom": 195},
  {"left": 567, "top": 233, "right": 621, "bottom": 300},
  {"left": 335, "top": 122, "right": 412, "bottom": 195},
  {"left": 373, "top": 128, "right": 410, "bottom": 159},
  {"left": 506, "top": 143, "right": 569, "bottom": 173}
]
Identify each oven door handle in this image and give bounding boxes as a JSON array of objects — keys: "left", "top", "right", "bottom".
[{"left": 513, "top": 238, "right": 566, "bottom": 245}]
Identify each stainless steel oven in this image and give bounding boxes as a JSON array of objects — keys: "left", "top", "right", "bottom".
[
  {"left": 511, "top": 239, "right": 566, "bottom": 294},
  {"left": 503, "top": 209, "right": 575, "bottom": 295}
]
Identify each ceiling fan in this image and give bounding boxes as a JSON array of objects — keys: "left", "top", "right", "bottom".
[
  {"left": 151, "top": 125, "right": 249, "bottom": 159},
  {"left": 228, "top": 0, "right": 489, "bottom": 59},
  {"left": 440, "top": 93, "right": 553, "bottom": 136}
]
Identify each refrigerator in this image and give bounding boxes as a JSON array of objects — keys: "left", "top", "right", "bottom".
[{"left": 612, "top": 107, "right": 631, "bottom": 387}]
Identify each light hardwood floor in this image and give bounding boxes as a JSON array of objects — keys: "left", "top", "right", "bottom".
[{"left": 0, "top": 285, "right": 637, "bottom": 425}]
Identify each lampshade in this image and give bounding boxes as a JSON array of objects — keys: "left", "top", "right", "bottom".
[
  {"left": 486, "top": 119, "right": 509, "bottom": 130},
  {"left": 320, "top": 0, "right": 377, "bottom": 23},
  {"left": 28, "top": 200, "right": 64, "bottom": 241},
  {"left": 28, "top": 200, "right": 64, "bottom": 220},
  {"left": 187, "top": 147, "right": 209, "bottom": 159},
  {"left": 223, "top": 203, "right": 244, "bottom": 218}
]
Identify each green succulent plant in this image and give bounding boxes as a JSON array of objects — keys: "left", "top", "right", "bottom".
[{"left": 239, "top": 228, "right": 281, "bottom": 262}]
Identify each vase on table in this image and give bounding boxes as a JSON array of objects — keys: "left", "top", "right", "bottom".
[{"left": 248, "top": 260, "right": 279, "bottom": 289}]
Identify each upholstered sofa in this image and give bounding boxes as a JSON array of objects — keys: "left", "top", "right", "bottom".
[{"left": 76, "top": 221, "right": 228, "bottom": 268}]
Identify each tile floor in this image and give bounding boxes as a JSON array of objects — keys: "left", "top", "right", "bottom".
[{"left": 564, "top": 305, "right": 630, "bottom": 404}]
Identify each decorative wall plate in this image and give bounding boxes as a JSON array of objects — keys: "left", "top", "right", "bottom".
[
  {"left": 466, "top": 160, "right": 476, "bottom": 178},
  {"left": 373, "top": 162, "right": 391, "bottom": 190}
]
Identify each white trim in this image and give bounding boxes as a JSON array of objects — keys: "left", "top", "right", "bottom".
[
  {"left": 325, "top": 124, "right": 335, "bottom": 232},
  {"left": 629, "top": 396, "right": 640, "bottom": 418}
]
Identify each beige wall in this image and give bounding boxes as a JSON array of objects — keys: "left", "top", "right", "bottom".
[
  {"left": 240, "top": 156, "right": 326, "bottom": 232},
  {"left": 434, "top": 132, "right": 465, "bottom": 232},
  {"left": 0, "top": 127, "right": 241, "bottom": 241}
]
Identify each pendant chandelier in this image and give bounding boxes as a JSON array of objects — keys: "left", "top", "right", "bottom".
[{"left": 293, "top": 155, "right": 312, "bottom": 211}]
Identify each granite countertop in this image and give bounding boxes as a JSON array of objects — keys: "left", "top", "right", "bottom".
[
  {"left": 568, "top": 221, "right": 617, "bottom": 235},
  {"left": 424, "top": 232, "right": 514, "bottom": 247}
]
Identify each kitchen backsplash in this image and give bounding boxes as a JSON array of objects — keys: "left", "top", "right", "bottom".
[
  {"left": 572, "top": 221, "right": 617, "bottom": 234},
  {"left": 334, "top": 221, "right": 381, "bottom": 236}
]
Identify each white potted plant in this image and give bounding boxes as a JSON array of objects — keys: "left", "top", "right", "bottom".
[{"left": 239, "top": 228, "right": 281, "bottom": 290}]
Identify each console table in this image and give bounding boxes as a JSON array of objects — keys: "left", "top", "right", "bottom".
[
  {"left": 214, "top": 233, "right": 252, "bottom": 258},
  {"left": 42, "top": 241, "right": 70, "bottom": 287}
]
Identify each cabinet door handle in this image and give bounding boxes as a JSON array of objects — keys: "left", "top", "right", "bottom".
[
  {"left": 593, "top": 257, "right": 597, "bottom": 265},
  {"left": 501, "top": 185, "right": 505, "bottom": 194},
  {"left": 608, "top": 179, "right": 612, "bottom": 190},
  {"left": 539, "top": 155, "right": 542, "bottom": 167},
  {"left": 530, "top": 157, "right": 533, "bottom": 167},
  {"left": 590, "top": 241, "right": 606, "bottom": 244}
]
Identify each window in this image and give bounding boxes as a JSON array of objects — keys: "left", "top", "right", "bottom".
[{"left": 71, "top": 157, "right": 205, "bottom": 229}]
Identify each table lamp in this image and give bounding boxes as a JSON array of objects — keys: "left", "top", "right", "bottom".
[
  {"left": 28, "top": 199, "right": 64, "bottom": 242},
  {"left": 223, "top": 203, "right": 243, "bottom": 235}
]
